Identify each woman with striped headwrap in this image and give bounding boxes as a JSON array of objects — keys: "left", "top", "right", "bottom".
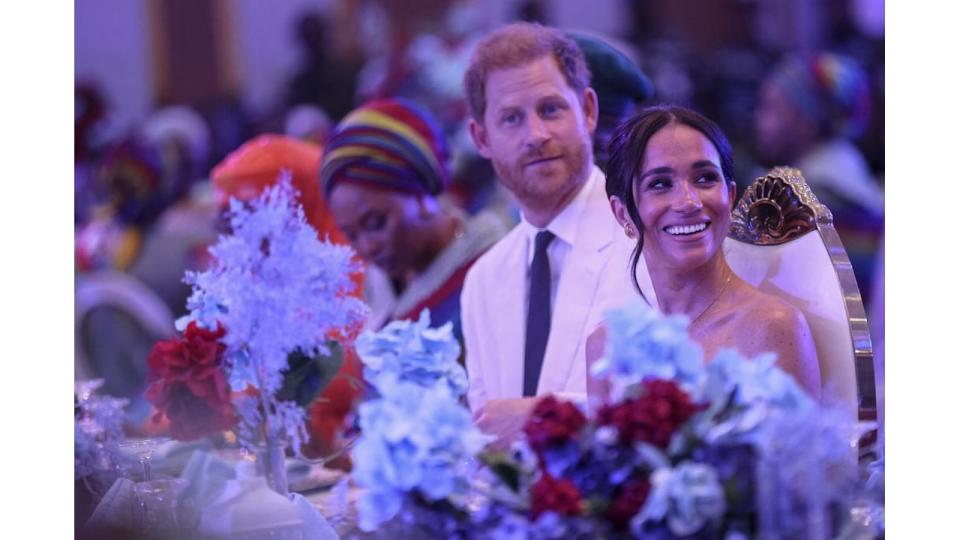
[
  {"left": 321, "top": 98, "right": 506, "bottom": 343},
  {"left": 753, "top": 52, "right": 884, "bottom": 310}
]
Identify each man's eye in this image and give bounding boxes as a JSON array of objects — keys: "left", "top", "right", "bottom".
[
  {"left": 541, "top": 103, "right": 560, "bottom": 116},
  {"left": 501, "top": 112, "right": 520, "bottom": 126}
]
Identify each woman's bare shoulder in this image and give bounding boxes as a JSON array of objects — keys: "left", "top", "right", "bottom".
[
  {"left": 733, "top": 284, "right": 820, "bottom": 397},
  {"left": 736, "top": 286, "right": 808, "bottom": 330}
]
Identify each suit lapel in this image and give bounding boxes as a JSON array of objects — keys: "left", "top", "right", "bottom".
[
  {"left": 490, "top": 231, "right": 527, "bottom": 398},
  {"left": 538, "top": 176, "right": 616, "bottom": 394}
]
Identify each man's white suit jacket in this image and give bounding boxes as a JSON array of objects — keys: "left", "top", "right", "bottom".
[{"left": 462, "top": 167, "right": 654, "bottom": 411}]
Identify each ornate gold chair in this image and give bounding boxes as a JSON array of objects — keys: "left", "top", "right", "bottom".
[{"left": 723, "top": 167, "right": 877, "bottom": 424}]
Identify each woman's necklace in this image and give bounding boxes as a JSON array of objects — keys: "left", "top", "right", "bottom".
[{"left": 688, "top": 270, "right": 734, "bottom": 327}]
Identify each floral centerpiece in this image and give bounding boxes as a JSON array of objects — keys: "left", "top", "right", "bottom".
[
  {"left": 350, "top": 311, "right": 491, "bottom": 533},
  {"left": 144, "top": 174, "right": 366, "bottom": 494},
  {"left": 351, "top": 301, "right": 882, "bottom": 539}
]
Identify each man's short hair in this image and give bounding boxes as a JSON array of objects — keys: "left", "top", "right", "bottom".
[{"left": 464, "top": 22, "right": 591, "bottom": 122}]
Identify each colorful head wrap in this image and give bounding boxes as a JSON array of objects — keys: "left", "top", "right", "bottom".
[
  {"left": 96, "top": 138, "right": 167, "bottom": 228},
  {"left": 319, "top": 98, "right": 450, "bottom": 197},
  {"left": 768, "top": 52, "right": 872, "bottom": 139},
  {"left": 211, "top": 134, "right": 344, "bottom": 245},
  {"left": 77, "top": 138, "right": 166, "bottom": 272}
]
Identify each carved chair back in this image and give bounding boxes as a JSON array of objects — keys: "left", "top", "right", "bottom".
[{"left": 723, "top": 167, "right": 876, "bottom": 423}]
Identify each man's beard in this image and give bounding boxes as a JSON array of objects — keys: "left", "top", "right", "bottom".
[{"left": 492, "top": 136, "right": 593, "bottom": 204}]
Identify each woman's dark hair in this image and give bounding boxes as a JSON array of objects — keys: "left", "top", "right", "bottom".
[{"left": 605, "top": 105, "right": 736, "bottom": 294}]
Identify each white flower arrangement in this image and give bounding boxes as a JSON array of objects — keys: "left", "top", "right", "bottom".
[{"left": 177, "top": 173, "right": 366, "bottom": 455}]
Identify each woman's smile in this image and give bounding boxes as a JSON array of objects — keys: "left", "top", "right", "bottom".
[{"left": 663, "top": 220, "right": 711, "bottom": 238}]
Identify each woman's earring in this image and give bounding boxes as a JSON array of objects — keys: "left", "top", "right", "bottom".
[{"left": 624, "top": 226, "right": 635, "bottom": 239}]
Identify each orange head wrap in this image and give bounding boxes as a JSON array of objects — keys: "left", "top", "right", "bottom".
[{"left": 211, "top": 134, "right": 346, "bottom": 246}]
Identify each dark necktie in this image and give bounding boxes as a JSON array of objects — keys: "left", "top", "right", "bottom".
[{"left": 524, "top": 230, "right": 555, "bottom": 397}]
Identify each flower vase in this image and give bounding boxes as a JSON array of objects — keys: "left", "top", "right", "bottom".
[{"left": 259, "top": 439, "right": 290, "bottom": 497}]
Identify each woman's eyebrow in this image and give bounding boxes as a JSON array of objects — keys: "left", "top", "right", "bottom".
[
  {"left": 691, "top": 160, "right": 720, "bottom": 169},
  {"left": 638, "top": 166, "right": 673, "bottom": 181}
]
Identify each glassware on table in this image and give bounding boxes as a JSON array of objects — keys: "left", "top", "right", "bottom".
[
  {"left": 75, "top": 378, "right": 105, "bottom": 405},
  {"left": 119, "top": 437, "right": 170, "bottom": 482},
  {"left": 134, "top": 477, "right": 189, "bottom": 538}
]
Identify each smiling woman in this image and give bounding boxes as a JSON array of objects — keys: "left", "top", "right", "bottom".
[{"left": 593, "top": 105, "right": 821, "bottom": 398}]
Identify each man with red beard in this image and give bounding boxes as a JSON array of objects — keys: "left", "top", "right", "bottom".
[{"left": 461, "top": 23, "right": 654, "bottom": 446}]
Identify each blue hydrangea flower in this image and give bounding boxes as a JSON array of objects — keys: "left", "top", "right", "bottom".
[
  {"left": 697, "top": 348, "right": 817, "bottom": 443},
  {"left": 591, "top": 300, "right": 705, "bottom": 396},
  {"left": 487, "top": 512, "right": 531, "bottom": 540},
  {"left": 633, "top": 462, "right": 726, "bottom": 537},
  {"left": 753, "top": 406, "right": 865, "bottom": 515},
  {"left": 356, "top": 309, "right": 467, "bottom": 397},
  {"left": 352, "top": 380, "right": 491, "bottom": 531},
  {"left": 704, "top": 349, "right": 814, "bottom": 412}
]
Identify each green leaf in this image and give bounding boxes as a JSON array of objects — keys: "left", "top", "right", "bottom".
[
  {"left": 584, "top": 494, "right": 611, "bottom": 516},
  {"left": 478, "top": 451, "right": 523, "bottom": 493},
  {"left": 276, "top": 341, "right": 345, "bottom": 408}
]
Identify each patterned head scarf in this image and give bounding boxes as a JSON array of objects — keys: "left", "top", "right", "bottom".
[
  {"left": 768, "top": 52, "right": 872, "bottom": 139},
  {"left": 319, "top": 98, "right": 450, "bottom": 197}
]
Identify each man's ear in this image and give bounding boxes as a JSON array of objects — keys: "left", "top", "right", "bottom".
[
  {"left": 468, "top": 118, "right": 492, "bottom": 159},
  {"left": 609, "top": 195, "right": 638, "bottom": 237},
  {"left": 582, "top": 87, "right": 599, "bottom": 135}
]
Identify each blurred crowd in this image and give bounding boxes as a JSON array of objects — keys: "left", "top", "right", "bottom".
[{"left": 74, "top": 0, "right": 884, "bottom": 432}]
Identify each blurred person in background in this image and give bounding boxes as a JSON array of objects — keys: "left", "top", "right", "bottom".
[
  {"left": 76, "top": 106, "right": 217, "bottom": 429},
  {"left": 753, "top": 51, "right": 883, "bottom": 308},
  {"left": 75, "top": 137, "right": 175, "bottom": 274},
  {"left": 285, "top": 10, "right": 363, "bottom": 122},
  {"left": 568, "top": 32, "right": 654, "bottom": 173},
  {"left": 320, "top": 97, "right": 506, "bottom": 344},
  {"left": 75, "top": 137, "right": 180, "bottom": 431},
  {"left": 125, "top": 106, "right": 218, "bottom": 315},
  {"left": 355, "top": 0, "right": 510, "bottom": 221},
  {"left": 139, "top": 105, "right": 213, "bottom": 191},
  {"left": 284, "top": 103, "right": 333, "bottom": 147},
  {"left": 211, "top": 134, "right": 364, "bottom": 465},
  {"left": 75, "top": 82, "right": 111, "bottom": 225}
]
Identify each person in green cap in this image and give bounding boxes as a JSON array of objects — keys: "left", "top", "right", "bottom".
[{"left": 569, "top": 32, "right": 654, "bottom": 171}]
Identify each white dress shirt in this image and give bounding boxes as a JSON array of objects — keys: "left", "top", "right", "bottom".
[
  {"left": 462, "top": 166, "right": 655, "bottom": 411},
  {"left": 516, "top": 165, "right": 595, "bottom": 314}
]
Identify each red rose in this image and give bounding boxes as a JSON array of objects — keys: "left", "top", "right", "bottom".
[
  {"left": 145, "top": 321, "right": 237, "bottom": 440},
  {"left": 523, "top": 395, "right": 587, "bottom": 455},
  {"left": 530, "top": 473, "right": 583, "bottom": 519},
  {"left": 596, "top": 379, "right": 701, "bottom": 448},
  {"left": 605, "top": 477, "right": 651, "bottom": 530}
]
